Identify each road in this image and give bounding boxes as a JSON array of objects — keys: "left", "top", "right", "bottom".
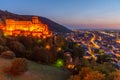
[
  {"left": 90, "top": 33, "right": 100, "bottom": 49},
  {"left": 87, "top": 33, "right": 100, "bottom": 60}
]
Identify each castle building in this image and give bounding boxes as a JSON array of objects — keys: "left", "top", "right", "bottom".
[{"left": 0, "top": 16, "right": 52, "bottom": 38}]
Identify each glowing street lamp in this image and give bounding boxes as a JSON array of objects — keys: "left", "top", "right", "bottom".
[
  {"left": 45, "top": 44, "right": 50, "bottom": 50},
  {"left": 55, "top": 59, "right": 64, "bottom": 67},
  {"left": 67, "top": 64, "right": 75, "bottom": 69},
  {"left": 57, "top": 47, "right": 62, "bottom": 51},
  {"left": 4, "top": 32, "right": 8, "bottom": 37}
]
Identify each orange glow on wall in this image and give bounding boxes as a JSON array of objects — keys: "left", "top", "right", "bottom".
[
  {"left": 45, "top": 44, "right": 51, "bottom": 50},
  {"left": 0, "top": 16, "right": 52, "bottom": 38},
  {"left": 67, "top": 64, "right": 75, "bottom": 69}
]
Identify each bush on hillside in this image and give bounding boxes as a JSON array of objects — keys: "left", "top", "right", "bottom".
[
  {"left": 9, "top": 58, "right": 28, "bottom": 75},
  {"left": 1, "top": 50, "right": 15, "bottom": 59},
  {"left": 7, "top": 41, "right": 26, "bottom": 57}
]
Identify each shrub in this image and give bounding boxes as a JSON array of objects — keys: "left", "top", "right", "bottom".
[
  {"left": 73, "top": 67, "right": 91, "bottom": 80},
  {"left": 92, "top": 62, "right": 116, "bottom": 76},
  {"left": 0, "top": 45, "right": 5, "bottom": 53},
  {"left": 106, "top": 70, "right": 120, "bottom": 80},
  {"left": 33, "top": 47, "right": 50, "bottom": 64},
  {"left": 1, "top": 50, "right": 15, "bottom": 59},
  {"left": 84, "top": 71, "right": 105, "bottom": 80},
  {"left": 10, "top": 58, "right": 28, "bottom": 75},
  {"left": 7, "top": 41, "right": 26, "bottom": 57},
  {"left": 73, "top": 67, "right": 105, "bottom": 80},
  {"left": 0, "top": 37, "right": 6, "bottom": 46}
]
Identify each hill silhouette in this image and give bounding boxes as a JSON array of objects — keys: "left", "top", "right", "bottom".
[{"left": 0, "top": 10, "right": 71, "bottom": 33}]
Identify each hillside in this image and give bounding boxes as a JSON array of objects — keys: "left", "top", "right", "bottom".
[
  {"left": 0, "top": 10, "right": 71, "bottom": 33},
  {"left": 0, "top": 58, "right": 69, "bottom": 80}
]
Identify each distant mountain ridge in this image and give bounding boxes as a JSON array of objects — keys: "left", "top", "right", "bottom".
[{"left": 0, "top": 10, "right": 71, "bottom": 33}]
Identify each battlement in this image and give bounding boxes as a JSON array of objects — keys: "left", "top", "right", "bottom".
[{"left": 0, "top": 16, "right": 52, "bottom": 38}]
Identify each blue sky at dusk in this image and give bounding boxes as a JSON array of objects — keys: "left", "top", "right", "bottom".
[{"left": 0, "top": 0, "right": 120, "bottom": 29}]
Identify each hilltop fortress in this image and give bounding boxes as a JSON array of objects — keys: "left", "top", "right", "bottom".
[{"left": 0, "top": 16, "right": 52, "bottom": 38}]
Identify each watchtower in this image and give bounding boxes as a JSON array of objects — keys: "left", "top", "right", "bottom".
[{"left": 32, "top": 16, "right": 39, "bottom": 24}]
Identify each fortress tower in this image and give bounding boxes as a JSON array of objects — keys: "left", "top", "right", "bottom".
[{"left": 32, "top": 16, "right": 39, "bottom": 24}]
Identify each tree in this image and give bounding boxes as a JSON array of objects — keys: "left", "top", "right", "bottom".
[
  {"left": 84, "top": 71, "right": 105, "bottom": 80},
  {"left": 92, "top": 62, "right": 116, "bottom": 76},
  {"left": 17, "top": 36, "right": 38, "bottom": 50},
  {"left": 72, "top": 67, "right": 91, "bottom": 80},
  {"left": 73, "top": 46, "right": 85, "bottom": 59},
  {"left": 97, "top": 54, "right": 113, "bottom": 64},
  {"left": 94, "top": 49, "right": 104, "bottom": 55},
  {"left": 106, "top": 70, "right": 120, "bottom": 80},
  {"left": 0, "top": 37, "right": 6, "bottom": 46},
  {"left": 33, "top": 47, "right": 50, "bottom": 64},
  {"left": 55, "top": 35, "right": 69, "bottom": 49},
  {"left": 73, "top": 67, "right": 105, "bottom": 80},
  {"left": 4, "top": 58, "right": 28, "bottom": 75},
  {"left": 49, "top": 45, "right": 57, "bottom": 63},
  {"left": 7, "top": 41, "right": 26, "bottom": 57},
  {"left": 57, "top": 51, "right": 65, "bottom": 60},
  {"left": 1, "top": 50, "right": 15, "bottom": 59}
]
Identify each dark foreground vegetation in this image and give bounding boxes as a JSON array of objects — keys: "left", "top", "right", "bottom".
[{"left": 0, "top": 30, "right": 119, "bottom": 80}]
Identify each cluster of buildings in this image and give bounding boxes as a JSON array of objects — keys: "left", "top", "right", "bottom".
[
  {"left": 0, "top": 16, "right": 52, "bottom": 38},
  {"left": 65, "top": 30, "right": 120, "bottom": 68}
]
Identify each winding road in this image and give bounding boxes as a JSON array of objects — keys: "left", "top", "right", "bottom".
[
  {"left": 88, "top": 33, "right": 100, "bottom": 60},
  {"left": 90, "top": 33, "right": 100, "bottom": 49}
]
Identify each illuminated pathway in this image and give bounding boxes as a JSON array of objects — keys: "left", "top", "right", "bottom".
[
  {"left": 87, "top": 33, "right": 100, "bottom": 60},
  {"left": 90, "top": 33, "right": 100, "bottom": 49},
  {"left": 88, "top": 45, "right": 97, "bottom": 60}
]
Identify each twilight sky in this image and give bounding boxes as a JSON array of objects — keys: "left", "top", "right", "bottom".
[{"left": 0, "top": 0, "right": 120, "bottom": 29}]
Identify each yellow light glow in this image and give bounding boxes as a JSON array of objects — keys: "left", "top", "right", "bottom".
[
  {"left": 46, "top": 45, "right": 50, "bottom": 49},
  {"left": 57, "top": 47, "right": 62, "bottom": 51},
  {"left": 67, "top": 64, "right": 75, "bottom": 69},
  {"left": 116, "top": 39, "right": 120, "bottom": 43},
  {"left": 4, "top": 32, "right": 7, "bottom": 37}
]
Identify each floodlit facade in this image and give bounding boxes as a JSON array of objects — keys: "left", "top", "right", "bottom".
[{"left": 0, "top": 16, "right": 52, "bottom": 38}]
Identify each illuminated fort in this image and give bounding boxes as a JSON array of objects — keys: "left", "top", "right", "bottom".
[{"left": 0, "top": 16, "right": 52, "bottom": 38}]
